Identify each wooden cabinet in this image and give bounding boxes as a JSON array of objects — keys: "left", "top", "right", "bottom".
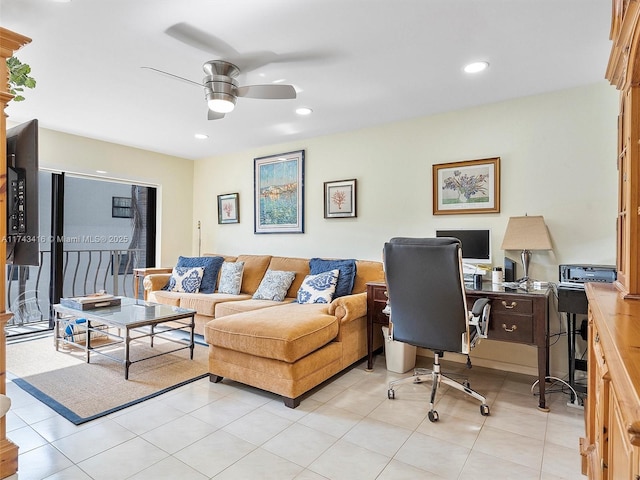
[
  {"left": 607, "top": 0, "right": 640, "bottom": 298},
  {"left": 583, "top": 283, "right": 640, "bottom": 479}
]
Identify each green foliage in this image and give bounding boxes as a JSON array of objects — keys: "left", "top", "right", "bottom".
[{"left": 7, "top": 56, "right": 36, "bottom": 102}]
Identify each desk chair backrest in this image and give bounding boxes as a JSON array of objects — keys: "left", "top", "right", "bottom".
[{"left": 383, "top": 237, "right": 469, "bottom": 353}]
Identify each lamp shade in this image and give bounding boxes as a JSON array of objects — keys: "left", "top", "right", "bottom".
[{"left": 500, "top": 215, "right": 552, "bottom": 251}]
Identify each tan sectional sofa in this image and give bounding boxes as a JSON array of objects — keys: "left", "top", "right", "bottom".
[{"left": 143, "top": 254, "right": 385, "bottom": 407}]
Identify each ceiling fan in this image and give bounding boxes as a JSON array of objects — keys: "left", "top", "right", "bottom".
[{"left": 143, "top": 22, "right": 310, "bottom": 120}]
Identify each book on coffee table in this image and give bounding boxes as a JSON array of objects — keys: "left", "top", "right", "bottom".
[{"left": 60, "top": 293, "right": 121, "bottom": 310}]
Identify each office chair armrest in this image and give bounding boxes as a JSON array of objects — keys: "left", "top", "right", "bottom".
[
  {"left": 469, "top": 297, "right": 490, "bottom": 339},
  {"left": 328, "top": 292, "right": 367, "bottom": 323}
]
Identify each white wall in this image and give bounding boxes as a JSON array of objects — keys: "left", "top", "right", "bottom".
[{"left": 193, "top": 82, "right": 619, "bottom": 377}]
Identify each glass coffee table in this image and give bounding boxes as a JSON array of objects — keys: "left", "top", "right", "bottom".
[{"left": 53, "top": 297, "right": 196, "bottom": 379}]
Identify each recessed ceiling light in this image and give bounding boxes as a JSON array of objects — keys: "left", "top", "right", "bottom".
[
  {"left": 464, "top": 61, "right": 489, "bottom": 73},
  {"left": 296, "top": 107, "right": 313, "bottom": 116},
  {"left": 194, "top": 133, "right": 209, "bottom": 139},
  {"left": 96, "top": 170, "right": 107, "bottom": 174}
]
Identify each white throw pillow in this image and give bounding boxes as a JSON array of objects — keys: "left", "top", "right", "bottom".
[
  {"left": 167, "top": 266, "right": 204, "bottom": 293},
  {"left": 297, "top": 269, "right": 339, "bottom": 304},
  {"left": 218, "top": 261, "right": 245, "bottom": 295},
  {"left": 252, "top": 270, "right": 296, "bottom": 301}
]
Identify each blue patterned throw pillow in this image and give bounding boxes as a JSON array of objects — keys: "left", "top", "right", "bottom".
[
  {"left": 297, "top": 269, "right": 339, "bottom": 304},
  {"left": 218, "top": 261, "right": 245, "bottom": 295},
  {"left": 175, "top": 256, "right": 224, "bottom": 294},
  {"left": 167, "top": 267, "right": 204, "bottom": 293},
  {"left": 252, "top": 270, "right": 296, "bottom": 301},
  {"left": 309, "top": 258, "right": 357, "bottom": 298}
]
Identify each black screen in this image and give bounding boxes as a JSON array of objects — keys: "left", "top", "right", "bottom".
[
  {"left": 6, "top": 119, "right": 39, "bottom": 266},
  {"left": 435, "top": 229, "right": 491, "bottom": 263}
]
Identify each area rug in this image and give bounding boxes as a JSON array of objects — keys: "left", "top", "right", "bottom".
[{"left": 6, "top": 334, "right": 209, "bottom": 424}]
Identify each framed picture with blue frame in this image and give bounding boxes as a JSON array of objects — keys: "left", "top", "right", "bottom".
[{"left": 254, "top": 150, "right": 305, "bottom": 234}]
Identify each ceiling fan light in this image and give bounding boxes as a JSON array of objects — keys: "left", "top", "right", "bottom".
[{"left": 208, "top": 98, "right": 236, "bottom": 113}]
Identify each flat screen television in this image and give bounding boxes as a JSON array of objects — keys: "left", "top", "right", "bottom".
[
  {"left": 435, "top": 228, "right": 491, "bottom": 264},
  {"left": 6, "top": 119, "right": 39, "bottom": 266}
]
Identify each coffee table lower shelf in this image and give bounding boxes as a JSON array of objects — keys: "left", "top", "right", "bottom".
[{"left": 53, "top": 298, "right": 196, "bottom": 380}]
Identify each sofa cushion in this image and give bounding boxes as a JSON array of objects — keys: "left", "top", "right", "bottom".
[
  {"left": 352, "top": 260, "right": 385, "bottom": 294},
  {"left": 236, "top": 255, "right": 272, "bottom": 294},
  {"left": 309, "top": 258, "right": 357, "bottom": 298},
  {"left": 151, "top": 290, "right": 251, "bottom": 316},
  {"left": 215, "top": 298, "right": 294, "bottom": 318},
  {"left": 297, "top": 269, "right": 339, "bottom": 304},
  {"left": 205, "top": 303, "right": 339, "bottom": 363},
  {"left": 218, "top": 261, "right": 244, "bottom": 295},
  {"left": 175, "top": 256, "right": 224, "bottom": 294},
  {"left": 167, "top": 266, "right": 204, "bottom": 293},
  {"left": 268, "top": 257, "right": 311, "bottom": 298},
  {"left": 253, "top": 270, "right": 296, "bottom": 301}
]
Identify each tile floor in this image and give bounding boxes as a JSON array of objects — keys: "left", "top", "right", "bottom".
[{"left": 5, "top": 349, "right": 585, "bottom": 479}]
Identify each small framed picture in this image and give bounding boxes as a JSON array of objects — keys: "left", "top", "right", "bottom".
[
  {"left": 217, "top": 193, "right": 239, "bottom": 224},
  {"left": 324, "top": 179, "right": 357, "bottom": 218}
]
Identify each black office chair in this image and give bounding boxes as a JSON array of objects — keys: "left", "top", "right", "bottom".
[{"left": 383, "top": 237, "right": 491, "bottom": 422}]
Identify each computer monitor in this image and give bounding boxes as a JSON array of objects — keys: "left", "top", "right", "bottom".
[{"left": 435, "top": 229, "right": 491, "bottom": 264}]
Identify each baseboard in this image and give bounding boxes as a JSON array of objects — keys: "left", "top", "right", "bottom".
[{"left": 416, "top": 350, "right": 538, "bottom": 377}]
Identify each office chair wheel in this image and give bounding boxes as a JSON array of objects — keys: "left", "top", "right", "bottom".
[
  {"left": 480, "top": 404, "right": 490, "bottom": 416},
  {"left": 428, "top": 410, "right": 439, "bottom": 422},
  {"left": 387, "top": 389, "right": 395, "bottom": 399}
]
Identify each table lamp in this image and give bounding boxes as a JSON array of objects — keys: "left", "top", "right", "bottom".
[{"left": 500, "top": 215, "right": 552, "bottom": 284}]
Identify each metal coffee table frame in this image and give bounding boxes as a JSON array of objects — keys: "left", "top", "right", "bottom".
[{"left": 53, "top": 298, "right": 196, "bottom": 379}]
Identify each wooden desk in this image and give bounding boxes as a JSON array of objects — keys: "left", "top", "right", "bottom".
[
  {"left": 133, "top": 267, "right": 172, "bottom": 300},
  {"left": 366, "top": 281, "right": 551, "bottom": 410}
]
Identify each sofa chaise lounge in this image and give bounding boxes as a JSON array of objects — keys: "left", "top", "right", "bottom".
[{"left": 144, "top": 254, "right": 385, "bottom": 407}]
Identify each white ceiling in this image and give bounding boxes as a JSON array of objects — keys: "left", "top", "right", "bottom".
[{"left": 2, "top": 0, "right": 613, "bottom": 161}]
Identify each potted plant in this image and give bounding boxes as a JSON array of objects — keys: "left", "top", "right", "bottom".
[{"left": 7, "top": 56, "right": 35, "bottom": 101}]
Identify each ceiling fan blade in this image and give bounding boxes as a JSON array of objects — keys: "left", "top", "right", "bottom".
[
  {"left": 208, "top": 109, "right": 226, "bottom": 120},
  {"left": 236, "top": 84, "right": 296, "bottom": 99},
  {"left": 141, "top": 66, "right": 201, "bottom": 87},
  {"left": 165, "top": 22, "right": 239, "bottom": 58}
]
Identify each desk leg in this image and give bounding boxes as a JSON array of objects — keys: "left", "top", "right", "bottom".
[
  {"left": 567, "top": 314, "right": 577, "bottom": 403},
  {"left": 366, "top": 316, "right": 374, "bottom": 371},
  {"left": 537, "top": 346, "right": 548, "bottom": 411}
]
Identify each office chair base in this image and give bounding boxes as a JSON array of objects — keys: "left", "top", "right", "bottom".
[{"left": 387, "top": 366, "right": 490, "bottom": 422}]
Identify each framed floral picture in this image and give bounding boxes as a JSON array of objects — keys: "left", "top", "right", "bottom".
[
  {"left": 432, "top": 157, "right": 500, "bottom": 215},
  {"left": 217, "top": 193, "right": 239, "bottom": 224},
  {"left": 254, "top": 150, "right": 304, "bottom": 233},
  {"left": 324, "top": 179, "right": 357, "bottom": 218}
]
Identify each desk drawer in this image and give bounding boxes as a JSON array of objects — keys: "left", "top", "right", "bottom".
[
  {"left": 372, "top": 307, "right": 389, "bottom": 325},
  {"left": 491, "top": 298, "right": 533, "bottom": 315},
  {"left": 489, "top": 313, "right": 533, "bottom": 344}
]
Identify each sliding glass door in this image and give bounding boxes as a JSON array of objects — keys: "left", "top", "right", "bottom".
[{"left": 6, "top": 172, "right": 157, "bottom": 336}]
